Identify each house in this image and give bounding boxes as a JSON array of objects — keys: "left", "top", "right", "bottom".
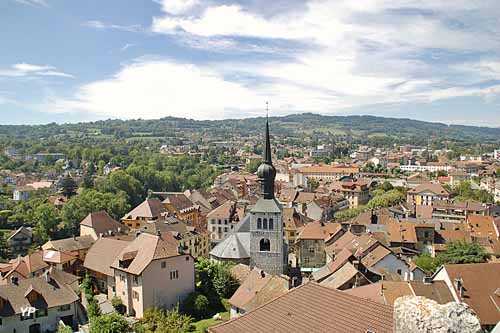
[
  {"left": 406, "top": 172, "right": 430, "bottom": 188},
  {"left": 228, "top": 268, "right": 289, "bottom": 318},
  {"left": 110, "top": 232, "right": 195, "bottom": 318},
  {"left": 329, "top": 179, "right": 370, "bottom": 208},
  {"left": 139, "top": 216, "right": 210, "bottom": 258},
  {"left": 84, "top": 237, "right": 130, "bottom": 297},
  {"left": 281, "top": 207, "right": 310, "bottom": 247},
  {"left": 79, "top": 211, "right": 128, "bottom": 241},
  {"left": 467, "top": 215, "right": 499, "bottom": 241},
  {"left": 121, "top": 198, "right": 167, "bottom": 230},
  {"left": 433, "top": 262, "right": 500, "bottom": 331},
  {"left": 344, "top": 279, "right": 454, "bottom": 306},
  {"left": 209, "top": 282, "right": 393, "bottom": 333},
  {"left": 207, "top": 201, "right": 244, "bottom": 242},
  {"left": 42, "top": 249, "right": 78, "bottom": 272},
  {"left": 449, "top": 170, "right": 468, "bottom": 187},
  {"left": 407, "top": 182, "right": 451, "bottom": 206},
  {"left": 319, "top": 261, "right": 372, "bottom": 290},
  {"left": 361, "top": 245, "right": 414, "bottom": 281},
  {"left": 0, "top": 269, "right": 80, "bottom": 332},
  {"left": 42, "top": 235, "right": 95, "bottom": 262},
  {"left": 7, "top": 226, "right": 33, "bottom": 257},
  {"left": 160, "top": 192, "right": 202, "bottom": 226},
  {"left": 295, "top": 222, "right": 343, "bottom": 272},
  {"left": 425, "top": 200, "right": 490, "bottom": 222},
  {"left": 297, "top": 165, "right": 360, "bottom": 181},
  {"left": 1, "top": 251, "right": 49, "bottom": 285},
  {"left": 12, "top": 185, "right": 35, "bottom": 201}
]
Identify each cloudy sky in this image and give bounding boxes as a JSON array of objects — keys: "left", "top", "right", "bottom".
[{"left": 1, "top": 0, "right": 500, "bottom": 126}]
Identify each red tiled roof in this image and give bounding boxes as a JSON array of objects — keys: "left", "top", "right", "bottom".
[{"left": 210, "top": 282, "right": 393, "bottom": 333}]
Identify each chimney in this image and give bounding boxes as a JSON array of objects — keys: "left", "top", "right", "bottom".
[
  {"left": 454, "top": 278, "right": 464, "bottom": 299},
  {"left": 156, "top": 229, "right": 162, "bottom": 238}
]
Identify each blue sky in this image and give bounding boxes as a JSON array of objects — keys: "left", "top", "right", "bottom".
[{"left": 1, "top": 0, "right": 500, "bottom": 126}]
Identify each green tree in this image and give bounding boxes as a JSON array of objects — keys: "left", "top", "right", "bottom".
[
  {"left": 137, "top": 307, "right": 193, "bottom": 333},
  {"left": 57, "top": 323, "right": 73, "bottom": 333},
  {"left": 180, "top": 292, "right": 210, "bottom": 320},
  {"left": 0, "top": 230, "right": 9, "bottom": 260},
  {"left": 90, "top": 312, "right": 131, "bottom": 333},
  {"left": 33, "top": 203, "right": 60, "bottom": 244},
  {"left": 95, "top": 170, "right": 144, "bottom": 206},
  {"left": 61, "top": 189, "right": 130, "bottom": 235},
  {"left": 60, "top": 176, "right": 78, "bottom": 197},
  {"left": 378, "top": 181, "right": 394, "bottom": 192},
  {"left": 111, "top": 296, "right": 126, "bottom": 314},
  {"left": 245, "top": 159, "right": 261, "bottom": 173},
  {"left": 334, "top": 206, "right": 366, "bottom": 222},
  {"left": 308, "top": 178, "right": 320, "bottom": 192},
  {"left": 439, "top": 241, "right": 490, "bottom": 264},
  {"left": 87, "top": 298, "right": 102, "bottom": 318},
  {"left": 413, "top": 254, "right": 443, "bottom": 274},
  {"left": 212, "top": 264, "right": 239, "bottom": 299}
]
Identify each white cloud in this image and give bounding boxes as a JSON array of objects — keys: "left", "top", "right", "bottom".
[
  {"left": 54, "top": 1, "right": 500, "bottom": 121},
  {"left": 120, "top": 43, "right": 135, "bottom": 52},
  {"left": 12, "top": 0, "right": 48, "bottom": 7},
  {"left": 0, "top": 63, "right": 72, "bottom": 78},
  {"left": 156, "top": 0, "right": 198, "bottom": 15},
  {"left": 49, "top": 60, "right": 261, "bottom": 119},
  {"left": 82, "top": 20, "right": 143, "bottom": 33}
]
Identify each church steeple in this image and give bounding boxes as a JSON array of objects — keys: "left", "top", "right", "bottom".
[
  {"left": 264, "top": 103, "right": 272, "bottom": 164},
  {"left": 257, "top": 103, "right": 276, "bottom": 199}
]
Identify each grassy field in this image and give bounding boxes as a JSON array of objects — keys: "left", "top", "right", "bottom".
[{"left": 192, "top": 311, "right": 230, "bottom": 332}]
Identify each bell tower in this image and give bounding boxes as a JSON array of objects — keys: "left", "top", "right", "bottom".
[{"left": 249, "top": 105, "right": 287, "bottom": 276}]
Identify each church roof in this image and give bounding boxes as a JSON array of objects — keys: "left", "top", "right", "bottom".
[
  {"left": 251, "top": 198, "right": 282, "bottom": 214},
  {"left": 209, "top": 232, "right": 250, "bottom": 260},
  {"left": 233, "top": 214, "right": 251, "bottom": 233}
]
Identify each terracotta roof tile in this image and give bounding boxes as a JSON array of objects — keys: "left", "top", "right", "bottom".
[{"left": 211, "top": 283, "right": 393, "bottom": 333}]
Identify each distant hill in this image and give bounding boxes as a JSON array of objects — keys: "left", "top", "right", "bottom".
[{"left": 0, "top": 113, "right": 499, "bottom": 143}]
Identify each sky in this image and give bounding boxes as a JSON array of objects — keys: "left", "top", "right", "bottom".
[{"left": 1, "top": 0, "right": 500, "bottom": 126}]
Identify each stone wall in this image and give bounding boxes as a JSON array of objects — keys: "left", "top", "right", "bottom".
[{"left": 394, "top": 296, "right": 483, "bottom": 333}]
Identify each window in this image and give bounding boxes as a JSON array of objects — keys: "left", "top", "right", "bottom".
[
  {"left": 59, "top": 304, "right": 71, "bottom": 312},
  {"left": 186, "top": 256, "right": 190, "bottom": 261},
  {"left": 268, "top": 218, "right": 273, "bottom": 230},
  {"left": 170, "top": 270, "right": 179, "bottom": 280},
  {"left": 397, "top": 269, "right": 402, "bottom": 275},
  {"left": 257, "top": 218, "right": 262, "bottom": 229},
  {"left": 120, "top": 275, "right": 125, "bottom": 282},
  {"left": 133, "top": 276, "right": 139, "bottom": 284},
  {"left": 133, "top": 291, "right": 140, "bottom": 301},
  {"left": 218, "top": 219, "right": 221, "bottom": 224},
  {"left": 309, "top": 247, "right": 315, "bottom": 254},
  {"left": 260, "top": 239, "right": 270, "bottom": 251},
  {"left": 224, "top": 227, "right": 228, "bottom": 232},
  {"left": 161, "top": 261, "right": 166, "bottom": 269},
  {"left": 35, "top": 309, "right": 47, "bottom": 318},
  {"left": 224, "top": 220, "right": 228, "bottom": 225}
]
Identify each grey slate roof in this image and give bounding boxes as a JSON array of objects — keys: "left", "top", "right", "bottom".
[
  {"left": 210, "top": 232, "right": 250, "bottom": 260},
  {"left": 233, "top": 214, "right": 250, "bottom": 233},
  {"left": 251, "top": 198, "right": 282, "bottom": 213}
]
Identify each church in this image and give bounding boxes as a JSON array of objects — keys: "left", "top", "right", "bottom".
[{"left": 210, "top": 117, "right": 288, "bottom": 276}]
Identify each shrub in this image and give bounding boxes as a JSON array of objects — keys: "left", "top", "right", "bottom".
[{"left": 181, "top": 292, "right": 210, "bottom": 319}]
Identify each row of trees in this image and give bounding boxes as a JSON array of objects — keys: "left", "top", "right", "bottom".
[
  {"left": 414, "top": 241, "right": 491, "bottom": 274},
  {"left": 333, "top": 182, "right": 406, "bottom": 221}
]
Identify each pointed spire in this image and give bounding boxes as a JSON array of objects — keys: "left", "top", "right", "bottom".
[{"left": 264, "top": 102, "right": 272, "bottom": 164}]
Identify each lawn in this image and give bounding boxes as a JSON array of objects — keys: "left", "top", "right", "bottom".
[{"left": 192, "top": 311, "right": 230, "bottom": 332}]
